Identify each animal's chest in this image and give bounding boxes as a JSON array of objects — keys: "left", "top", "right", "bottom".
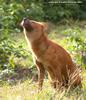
[{"left": 31, "top": 45, "right": 48, "bottom": 62}]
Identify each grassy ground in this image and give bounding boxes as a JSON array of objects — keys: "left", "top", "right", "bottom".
[
  {"left": 0, "top": 75, "right": 86, "bottom": 100},
  {"left": 0, "top": 21, "right": 86, "bottom": 100}
]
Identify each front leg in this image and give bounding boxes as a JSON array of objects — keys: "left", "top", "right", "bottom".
[{"left": 35, "top": 60, "right": 45, "bottom": 90}]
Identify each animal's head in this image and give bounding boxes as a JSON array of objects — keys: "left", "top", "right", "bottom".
[{"left": 21, "top": 18, "right": 47, "bottom": 35}]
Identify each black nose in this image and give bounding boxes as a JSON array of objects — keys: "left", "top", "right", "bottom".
[
  {"left": 23, "top": 18, "right": 29, "bottom": 22},
  {"left": 23, "top": 18, "right": 27, "bottom": 21}
]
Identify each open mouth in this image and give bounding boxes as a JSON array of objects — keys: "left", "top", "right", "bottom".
[{"left": 21, "top": 18, "right": 33, "bottom": 32}]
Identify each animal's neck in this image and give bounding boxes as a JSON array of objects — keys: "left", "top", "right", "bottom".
[
  {"left": 24, "top": 28, "right": 42, "bottom": 42},
  {"left": 30, "top": 33, "right": 49, "bottom": 58},
  {"left": 23, "top": 29, "right": 49, "bottom": 58},
  {"left": 32, "top": 33, "right": 48, "bottom": 50}
]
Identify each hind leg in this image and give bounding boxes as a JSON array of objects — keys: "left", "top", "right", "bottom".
[
  {"left": 47, "top": 66, "right": 63, "bottom": 89},
  {"left": 62, "top": 67, "right": 69, "bottom": 87}
]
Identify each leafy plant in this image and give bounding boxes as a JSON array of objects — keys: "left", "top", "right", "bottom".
[
  {"left": 64, "top": 28, "right": 86, "bottom": 67},
  {"left": 0, "top": 37, "right": 29, "bottom": 70}
]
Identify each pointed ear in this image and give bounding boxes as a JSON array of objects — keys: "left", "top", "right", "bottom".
[{"left": 41, "top": 22, "right": 48, "bottom": 33}]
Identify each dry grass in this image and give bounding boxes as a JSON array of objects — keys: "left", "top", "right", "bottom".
[{"left": 0, "top": 71, "right": 86, "bottom": 100}]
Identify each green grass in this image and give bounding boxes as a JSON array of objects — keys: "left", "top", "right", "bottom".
[{"left": 0, "top": 21, "right": 86, "bottom": 100}]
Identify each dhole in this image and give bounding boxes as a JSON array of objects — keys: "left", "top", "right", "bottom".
[{"left": 21, "top": 18, "right": 81, "bottom": 90}]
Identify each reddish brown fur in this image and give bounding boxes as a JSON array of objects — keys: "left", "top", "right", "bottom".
[{"left": 21, "top": 19, "right": 81, "bottom": 90}]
